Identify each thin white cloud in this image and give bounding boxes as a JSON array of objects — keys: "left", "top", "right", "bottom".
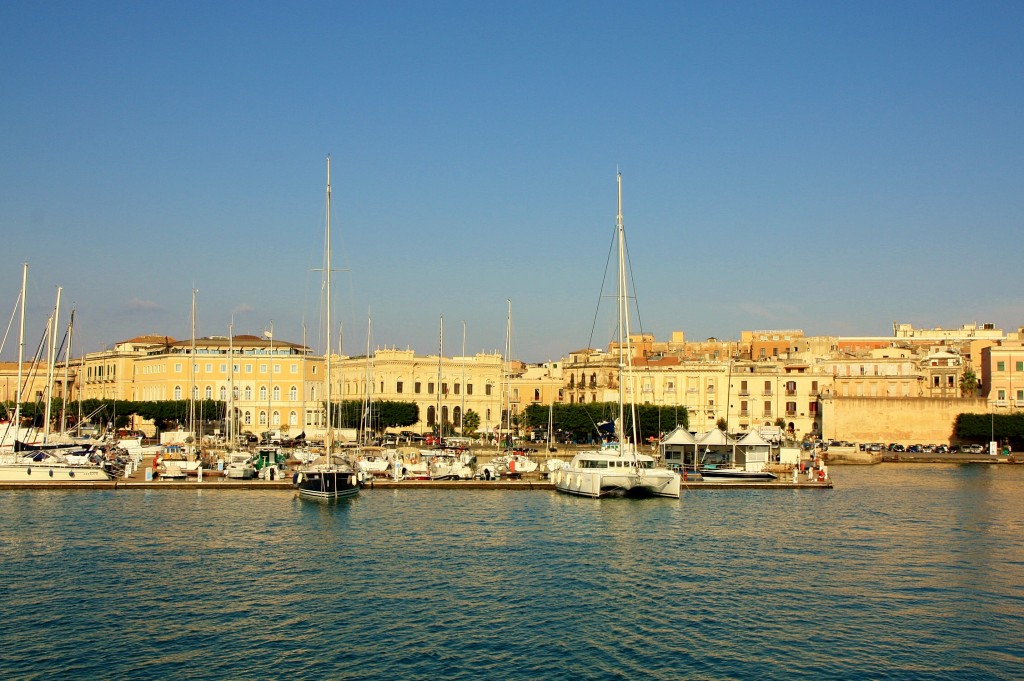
[
  {"left": 232, "top": 303, "right": 255, "bottom": 315},
  {"left": 126, "top": 298, "right": 163, "bottom": 312}
]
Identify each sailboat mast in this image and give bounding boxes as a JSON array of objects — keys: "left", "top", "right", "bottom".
[
  {"left": 436, "top": 315, "right": 443, "bottom": 437},
  {"left": 324, "top": 155, "right": 333, "bottom": 462},
  {"left": 227, "top": 319, "right": 234, "bottom": 447},
  {"left": 460, "top": 321, "right": 466, "bottom": 436},
  {"left": 189, "top": 288, "right": 197, "bottom": 450},
  {"left": 43, "top": 286, "right": 62, "bottom": 443},
  {"left": 362, "top": 311, "right": 372, "bottom": 443},
  {"left": 503, "top": 300, "right": 512, "bottom": 445},
  {"left": 615, "top": 172, "right": 637, "bottom": 448},
  {"left": 14, "top": 263, "right": 27, "bottom": 442},
  {"left": 61, "top": 309, "right": 75, "bottom": 437}
]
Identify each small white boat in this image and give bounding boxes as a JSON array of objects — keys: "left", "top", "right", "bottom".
[{"left": 224, "top": 452, "right": 256, "bottom": 479}]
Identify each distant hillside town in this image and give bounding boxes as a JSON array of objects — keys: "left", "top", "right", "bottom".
[{"left": 2, "top": 321, "right": 1020, "bottom": 446}]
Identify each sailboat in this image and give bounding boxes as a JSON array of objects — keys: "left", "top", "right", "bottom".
[
  {"left": 0, "top": 264, "right": 111, "bottom": 481},
  {"left": 552, "top": 173, "right": 680, "bottom": 499},
  {"left": 293, "top": 156, "right": 360, "bottom": 501}
]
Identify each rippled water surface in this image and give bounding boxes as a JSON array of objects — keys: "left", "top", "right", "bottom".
[{"left": 2, "top": 464, "right": 1023, "bottom": 680}]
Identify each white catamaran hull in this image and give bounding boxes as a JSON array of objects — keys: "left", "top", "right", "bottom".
[{"left": 552, "top": 467, "right": 680, "bottom": 498}]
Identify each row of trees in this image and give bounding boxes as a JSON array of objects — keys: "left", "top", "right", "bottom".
[
  {"left": 1, "top": 399, "right": 224, "bottom": 433},
  {"left": 521, "top": 402, "right": 689, "bottom": 444},
  {"left": 954, "top": 413, "right": 1024, "bottom": 449}
]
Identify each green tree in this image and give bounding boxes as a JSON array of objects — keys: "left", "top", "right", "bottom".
[
  {"left": 461, "top": 409, "right": 480, "bottom": 435},
  {"left": 960, "top": 370, "right": 979, "bottom": 397}
]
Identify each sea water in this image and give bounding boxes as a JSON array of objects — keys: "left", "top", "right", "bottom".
[{"left": 1, "top": 464, "right": 1022, "bottom": 680}]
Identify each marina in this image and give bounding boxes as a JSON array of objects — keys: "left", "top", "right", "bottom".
[{"left": 1, "top": 464, "right": 1021, "bottom": 680}]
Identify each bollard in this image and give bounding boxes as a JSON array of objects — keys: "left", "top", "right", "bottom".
[{"left": 197, "top": 465, "right": 203, "bottom": 482}]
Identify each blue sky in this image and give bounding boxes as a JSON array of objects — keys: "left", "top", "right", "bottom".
[{"left": 2, "top": 1, "right": 1022, "bottom": 363}]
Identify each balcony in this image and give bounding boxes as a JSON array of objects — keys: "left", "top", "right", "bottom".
[
  {"left": 785, "top": 389, "right": 797, "bottom": 397},
  {"left": 762, "top": 390, "right": 773, "bottom": 397}
]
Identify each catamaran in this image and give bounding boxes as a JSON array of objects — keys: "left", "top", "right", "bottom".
[{"left": 551, "top": 174, "right": 680, "bottom": 499}]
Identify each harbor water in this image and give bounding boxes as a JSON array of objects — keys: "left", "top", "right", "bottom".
[{"left": 2, "top": 464, "right": 1022, "bottom": 680}]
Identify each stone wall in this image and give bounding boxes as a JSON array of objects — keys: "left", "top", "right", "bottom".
[{"left": 820, "top": 396, "right": 989, "bottom": 444}]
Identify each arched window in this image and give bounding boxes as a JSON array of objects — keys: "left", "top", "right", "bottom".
[
  {"left": 272, "top": 386, "right": 281, "bottom": 401},
  {"left": 244, "top": 386, "right": 252, "bottom": 400},
  {"left": 192, "top": 385, "right": 200, "bottom": 399},
  {"left": 259, "top": 411, "right": 267, "bottom": 425},
  {"left": 452, "top": 406, "right": 462, "bottom": 428},
  {"left": 174, "top": 386, "right": 182, "bottom": 400},
  {"left": 205, "top": 386, "right": 213, "bottom": 399},
  {"left": 272, "top": 410, "right": 280, "bottom": 425},
  {"left": 289, "top": 386, "right": 298, "bottom": 401},
  {"left": 259, "top": 386, "right": 267, "bottom": 401},
  {"left": 244, "top": 411, "right": 251, "bottom": 425},
  {"left": 289, "top": 410, "right": 297, "bottom": 426},
  {"left": 219, "top": 386, "right": 227, "bottom": 400},
  {"left": 427, "top": 405, "right": 436, "bottom": 427}
]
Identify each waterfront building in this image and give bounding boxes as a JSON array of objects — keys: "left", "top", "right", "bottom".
[
  {"left": 131, "top": 334, "right": 321, "bottom": 438},
  {"left": 980, "top": 333, "right": 1024, "bottom": 411}
]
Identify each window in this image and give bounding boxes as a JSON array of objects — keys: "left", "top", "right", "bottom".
[
  {"left": 219, "top": 386, "right": 227, "bottom": 400},
  {"left": 220, "top": 364, "right": 226, "bottom": 372},
  {"left": 244, "top": 411, "right": 251, "bottom": 425},
  {"left": 174, "top": 386, "right": 182, "bottom": 400},
  {"left": 467, "top": 384, "right": 473, "bottom": 395},
  {"left": 454, "top": 383, "right": 460, "bottom": 395},
  {"left": 260, "top": 364, "right": 268, "bottom": 374},
  {"left": 1017, "top": 362, "right": 1024, "bottom": 372},
  {"left": 290, "top": 364, "right": 298, "bottom": 374},
  {"left": 175, "top": 363, "right": 182, "bottom": 373},
  {"left": 397, "top": 381, "right": 404, "bottom": 394},
  {"left": 289, "top": 386, "right": 297, "bottom": 401},
  {"left": 485, "top": 384, "right": 493, "bottom": 396},
  {"left": 272, "top": 410, "right": 280, "bottom": 425},
  {"left": 259, "top": 411, "right": 267, "bottom": 425},
  {"left": 271, "top": 386, "right": 280, "bottom": 401},
  {"left": 415, "top": 382, "right": 421, "bottom": 394},
  {"left": 997, "top": 361, "right": 1006, "bottom": 371},
  {"left": 245, "top": 364, "right": 252, "bottom": 373},
  {"left": 428, "top": 382, "right": 435, "bottom": 394},
  {"left": 205, "top": 386, "right": 213, "bottom": 399},
  {"left": 289, "top": 411, "right": 297, "bottom": 426},
  {"left": 260, "top": 386, "right": 267, "bottom": 400},
  {"left": 205, "top": 363, "right": 212, "bottom": 373},
  {"left": 245, "top": 386, "right": 252, "bottom": 400}
]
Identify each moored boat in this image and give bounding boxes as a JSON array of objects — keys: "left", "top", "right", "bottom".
[{"left": 553, "top": 173, "right": 680, "bottom": 500}]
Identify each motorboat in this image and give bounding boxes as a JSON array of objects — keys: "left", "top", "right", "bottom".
[
  {"left": 224, "top": 452, "right": 256, "bottom": 479},
  {"left": 698, "top": 466, "right": 778, "bottom": 480},
  {"left": 427, "top": 449, "right": 475, "bottom": 480}
]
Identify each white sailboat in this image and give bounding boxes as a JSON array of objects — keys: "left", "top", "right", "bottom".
[
  {"left": 294, "top": 155, "right": 360, "bottom": 500},
  {"left": 0, "top": 264, "right": 111, "bottom": 481},
  {"left": 552, "top": 173, "right": 680, "bottom": 499}
]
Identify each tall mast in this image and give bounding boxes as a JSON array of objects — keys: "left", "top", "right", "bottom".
[
  {"left": 189, "top": 288, "right": 197, "bottom": 451},
  {"left": 227, "top": 318, "right": 234, "bottom": 447},
  {"left": 615, "top": 172, "right": 637, "bottom": 449},
  {"left": 460, "top": 320, "right": 466, "bottom": 436},
  {"left": 43, "top": 286, "right": 62, "bottom": 443},
  {"left": 361, "top": 310, "right": 373, "bottom": 443},
  {"left": 61, "top": 309, "right": 75, "bottom": 437},
  {"left": 14, "top": 263, "right": 27, "bottom": 442},
  {"left": 436, "top": 315, "right": 443, "bottom": 437},
  {"left": 324, "top": 155, "right": 333, "bottom": 462},
  {"left": 503, "top": 299, "right": 512, "bottom": 446}
]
